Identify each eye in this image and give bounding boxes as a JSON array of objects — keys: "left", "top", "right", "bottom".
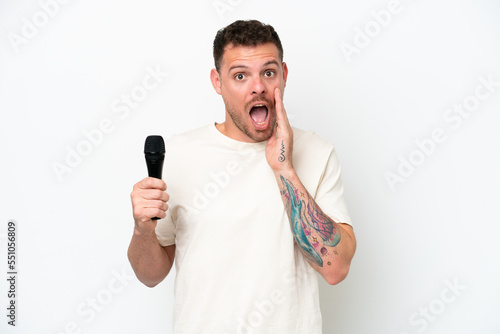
[
  {"left": 235, "top": 73, "right": 245, "bottom": 81},
  {"left": 264, "top": 70, "right": 275, "bottom": 78}
]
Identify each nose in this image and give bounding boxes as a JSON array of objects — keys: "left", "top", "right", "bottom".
[{"left": 251, "top": 76, "right": 266, "bottom": 95}]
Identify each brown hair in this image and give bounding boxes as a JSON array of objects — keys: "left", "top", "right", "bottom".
[{"left": 213, "top": 20, "right": 283, "bottom": 72}]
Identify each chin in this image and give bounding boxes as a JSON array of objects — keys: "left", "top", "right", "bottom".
[
  {"left": 246, "top": 121, "right": 275, "bottom": 142},
  {"left": 250, "top": 130, "right": 273, "bottom": 142}
]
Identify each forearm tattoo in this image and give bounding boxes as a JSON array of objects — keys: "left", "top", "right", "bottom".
[{"left": 280, "top": 175, "right": 341, "bottom": 267}]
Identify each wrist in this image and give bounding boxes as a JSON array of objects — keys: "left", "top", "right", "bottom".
[
  {"left": 273, "top": 165, "right": 296, "bottom": 179},
  {"left": 134, "top": 225, "right": 156, "bottom": 238}
]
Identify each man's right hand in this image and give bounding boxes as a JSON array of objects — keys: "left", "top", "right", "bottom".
[{"left": 130, "top": 177, "right": 170, "bottom": 235}]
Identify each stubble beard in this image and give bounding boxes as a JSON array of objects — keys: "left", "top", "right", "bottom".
[{"left": 225, "top": 104, "right": 276, "bottom": 142}]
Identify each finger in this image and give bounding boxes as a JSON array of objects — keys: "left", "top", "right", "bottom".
[
  {"left": 268, "top": 123, "right": 277, "bottom": 143},
  {"left": 143, "top": 199, "right": 169, "bottom": 211},
  {"left": 274, "top": 87, "right": 284, "bottom": 123},
  {"left": 274, "top": 88, "right": 292, "bottom": 139},
  {"left": 144, "top": 207, "right": 167, "bottom": 220},
  {"left": 137, "top": 177, "right": 167, "bottom": 191},
  {"left": 133, "top": 206, "right": 163, "bottom": 223},
  {"left": 133, "top": 197, "right": 168, "bottom": 219},
  {"left": 279, "top": 91, "right": 291, "bottom": 126},
  {"left": 141, "top": 189, "right": 168, "bottom": 201}
]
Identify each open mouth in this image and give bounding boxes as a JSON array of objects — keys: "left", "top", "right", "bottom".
[{"left": 249, "top": 103, "right": 269, "bottom": 127}]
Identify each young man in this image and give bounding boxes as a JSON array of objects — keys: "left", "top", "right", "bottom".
[{"left": 128, "top": 20, "right": 356, "bottom": 333}]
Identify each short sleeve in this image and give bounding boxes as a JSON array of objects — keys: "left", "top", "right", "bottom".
[
  {"left": 314, "top": 146, "right": 353, "bottom": 226},
  {"left": 155, "top": 208, "right": 176, "bottom": 246}
]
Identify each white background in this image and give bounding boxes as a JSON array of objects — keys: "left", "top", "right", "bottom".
[{"left": 1, "top": 0, "right": 499, "bottom": 333}]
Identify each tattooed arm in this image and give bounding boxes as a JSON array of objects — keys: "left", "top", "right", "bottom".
[
  {"left": 266, "top": 88, "right": 356, "bottom": 285},
  {"left": 276, "top": 170, "right": 356, "bottom": 284}
]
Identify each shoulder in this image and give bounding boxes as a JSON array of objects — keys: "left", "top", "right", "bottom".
[
  {"left": 163, "top": 125, "right": 214, "bottom": 156},
  {"left": 292, "top": 126, "right": 334, "bottom": 157},
  {"left": 290, "top": 127, "right": 340, "bottom": 196},
  {"left": 165, "top": 125, "right": 210, "bottom": 147}
]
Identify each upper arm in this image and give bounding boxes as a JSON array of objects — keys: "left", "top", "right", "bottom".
[
  {"left": 338, "top": 223, "right": 356, "bottom": 255},
  {"left": 314, "top": 147, "right": 353, "bottom": 228},
  {"left": 339, "top": 223, "right": 355, "bottom": 240},
  {"left": 162, "top": 244, "right": 176, "bottom": 268}
]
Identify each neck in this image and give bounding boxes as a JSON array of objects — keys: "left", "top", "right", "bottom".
[{"left": 214, "top": 122, "right": 256, "bottom": 143}]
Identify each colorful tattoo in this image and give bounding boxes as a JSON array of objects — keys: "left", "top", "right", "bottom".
[
  {"left": 280, "top": 175, "right": 323, "bottom": 266},
  {"left": 280, "top": 175, "right": 341, "bottom": 267},
  {"left": 306, "top": 201, "right": 341, "bottom": 247}
]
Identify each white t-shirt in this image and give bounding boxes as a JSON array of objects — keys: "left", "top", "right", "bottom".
[{"left": 156, "top": 124, "right": 352, "bottom": 334}]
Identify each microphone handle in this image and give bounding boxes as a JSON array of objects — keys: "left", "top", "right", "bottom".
[
  {"left": 146, "top": 156, "right": 164, "bottom": 220},
  {"left": 146, "top": 158, "right": 164, "bottom": 179}
]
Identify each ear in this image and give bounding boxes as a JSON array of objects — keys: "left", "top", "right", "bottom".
[
  {"left": 282, "top": 62, "right": 289, "bottom": 88},
  {"left": 210, "top": 68, "right": 222, "bottom": 95}
]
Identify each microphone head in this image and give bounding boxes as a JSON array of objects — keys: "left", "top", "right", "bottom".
[{"left": 144, "top": 135, "right": 165, "bottom": 155}]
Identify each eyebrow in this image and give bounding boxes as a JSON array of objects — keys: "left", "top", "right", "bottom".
[
  {"left": 228, "top": 60, "right": 280, "bottom": 72},
  {"left": 263, "top": 60, "right": 280, "bottom": 67},
  {"left": 228, "top": 64, "right": 248, "bottom": 72}
]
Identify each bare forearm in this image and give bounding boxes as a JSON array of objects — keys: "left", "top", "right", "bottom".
[
  {"left": 276, "top": 169, "right": 356, "bottom": 285},
  {"left": 127, "top": 228, "right": 173, "bottom": 287}
]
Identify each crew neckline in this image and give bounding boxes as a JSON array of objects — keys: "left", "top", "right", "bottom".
[{"left": 209, "top": 123, "right": 267, "bottom": 151}]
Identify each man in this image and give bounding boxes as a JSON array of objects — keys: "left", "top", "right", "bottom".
[{"left": 128, "top": 20, "right": 356, "bottom": 333}]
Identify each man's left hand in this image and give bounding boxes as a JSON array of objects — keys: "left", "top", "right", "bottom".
[{"left": 266, "top": 87, "right": 294, "bottom": 174}]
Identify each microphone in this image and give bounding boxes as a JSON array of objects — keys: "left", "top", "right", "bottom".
[{"left": 144, "top": 135, "right": 165, "bottom": 220}]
